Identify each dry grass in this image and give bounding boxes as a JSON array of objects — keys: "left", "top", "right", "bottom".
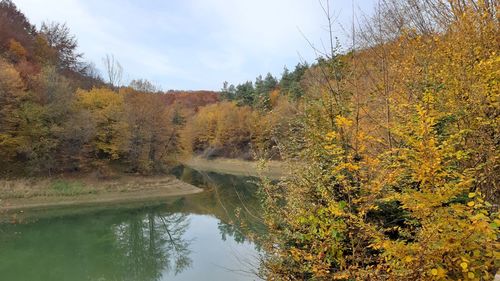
[
  {"left": 0, "top": 176, "right": 200, "bottom": 199},
  {"left": 182, "top": 156, "right": 285, "bottom": 178},
  {"left": 0, "top": 178, "right": 87, "bottom": 199},
  {"left": 0, "top": 175, "right": 203, "bottom": 212}
]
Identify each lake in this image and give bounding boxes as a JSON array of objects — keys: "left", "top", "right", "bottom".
[{"left": 0, "top": 167, "right": 265, "bottom": 281}]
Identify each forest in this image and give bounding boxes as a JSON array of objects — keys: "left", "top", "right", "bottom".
[
  {"left": 0, "top": 0, "right": 499, "bottom": 280},
  {"left": 0, "top": 0, "right": 304, "bottom": 176}
]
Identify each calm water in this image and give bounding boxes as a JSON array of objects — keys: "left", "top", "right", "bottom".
[{"left": 0, "top": 167, "right": 265, "bottom": 281}]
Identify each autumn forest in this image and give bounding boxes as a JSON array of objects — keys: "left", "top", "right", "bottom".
[{"left": 0, "top": 0, "right": 499, "bottom": 280}]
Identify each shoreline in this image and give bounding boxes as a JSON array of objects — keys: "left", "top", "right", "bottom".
[
  {"left": 0, "top": 175, "right": 202, "bottom": 214},
  {"left": 0, "top": 158, "right": 285, "bottom": 216},
  {"left": 182, "top": 157, "right": 285, "bottom": 178}
]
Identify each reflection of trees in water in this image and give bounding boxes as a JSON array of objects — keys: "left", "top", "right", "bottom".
[
  {"left": 0, "top": 168, "right": 265, "bottom": 281},
  {"left": 173, "top": 166, "right": 267, "bottom": 248},
  {"left": 113, "top": 210, "right": 192, "bottom": 281},
  {"left": 0, "top": 207, "right": 193, "bottom": 281},
  {"left": 218, "top": 220, "right": 247, "bottom": 243}
]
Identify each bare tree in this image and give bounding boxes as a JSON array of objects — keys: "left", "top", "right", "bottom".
[
  {"left": 80, "top": 61, "right": 101, "bottom": 80},
  {"left": 129, "top": 78, "right": 160, "bottom": 93},
  {"left": 102, "top": 54, "right": 123, "bottom": 88},
  {"left": 299, "top": 0, "right": 349, "bottom": 133}
]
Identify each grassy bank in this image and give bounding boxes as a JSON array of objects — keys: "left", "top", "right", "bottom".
[
  {"left": 182, "top": 156, "right": 285, "bottom": 178},
  {"left": 0, "top": 157, "right": 283, "bottom": 214},
  {"left": 0, "top": 175, "right": 202, "bottom": 213}
]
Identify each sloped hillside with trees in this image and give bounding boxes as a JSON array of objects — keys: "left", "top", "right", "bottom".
[
  {"left": 0, "top": 0, "right": 498, "bottom": 279},
  {"left": 258, "top": 0, "right": 499, "bottom": 280},
  {"left": 0, "top": 0, "right": 224, "bottom": 176}
]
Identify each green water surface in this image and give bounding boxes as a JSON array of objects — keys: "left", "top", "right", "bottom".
[{"left": 0, "top": 167, "right": 265, "bottom": 281}]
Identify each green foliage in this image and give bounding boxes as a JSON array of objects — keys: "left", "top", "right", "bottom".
[
  {"left": 280, "top": 63, "right": 308, "bottom": 100},
  {"left": 221, "top": 72, "right": 282, "bottom": 110},
  {"left": 254, "top": 73, "right": 278, "bottom": 110},
  {"left": 234, "top": 81, "right": 255, "bottom": 106}
]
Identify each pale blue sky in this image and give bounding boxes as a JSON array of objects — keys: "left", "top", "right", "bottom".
[{"left": 15, "top": 0, "right": 375, "bottom": 90}]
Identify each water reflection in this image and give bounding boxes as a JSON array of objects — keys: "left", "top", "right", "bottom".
[
  {"left": 0, "top": 167, "right": 264, "bottom": 281},
  {"left": 112, "top": 211, "right": 192, "bottom": 280},
  {"left": 0, "top": 207, "right": 194, "bottom": 281},
  {"left": 171, "top": 165, "right": 266, "bottom": 248}
]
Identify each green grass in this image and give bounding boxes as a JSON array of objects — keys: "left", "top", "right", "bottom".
[{"left": 50, "top": 180, "right": 91, "bottom": 196}]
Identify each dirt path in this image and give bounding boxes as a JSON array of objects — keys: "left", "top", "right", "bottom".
[{"left": 182, "top": 157, "right": 285, "bottom": 178}]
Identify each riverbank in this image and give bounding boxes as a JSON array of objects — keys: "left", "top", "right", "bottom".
[
  {"left": 0, "top": 157, "right": 285, "bottom": 214},
  {"left": 0, "top": 175, "right": 202, "bottom": 213},
  {"left": 182, "top": 157, "right": 285, "bottom": 178}
]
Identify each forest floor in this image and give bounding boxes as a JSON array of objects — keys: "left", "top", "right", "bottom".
[
  {"left": 182, "top": 156, "right": 285, "bottom": 178},
  {"left": 0, "top": 175, "right": 202, "bottom": 213}
]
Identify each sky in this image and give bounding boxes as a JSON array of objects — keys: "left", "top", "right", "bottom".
[{"left": 14, "top": 0, "right": 376, "bottom": 91}]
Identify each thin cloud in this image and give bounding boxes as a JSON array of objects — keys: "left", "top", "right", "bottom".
[{"left": 13, "top": 0, "right": 375, "bottom": 90}]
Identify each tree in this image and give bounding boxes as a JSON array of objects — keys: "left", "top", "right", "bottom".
[
  {"left": 263, "top": 73, "right": 278, "bottom": 92},
  {"left": 260, "top": 0, "right": 499, "bottom": 280},
  {"left": 75, "top": 88, "right": 129, "bottom": 164},
  {"left": 17, "top": 66, "right": 76, "bottom": 175},
  {"left": 7, "top": 39, "right": 27, "bottom": 62},
  {"left": 280, "top": 63, "right": 308, "bottom": 99},
  {"left": 33, "top": 34, "right": 58, "bottom": 66},
  {"left": 0, "top": 0, "right": 35, "bottom": 57},
  {"left": 235, "top": 81, "right": 255, "bottom": 106},
  {"left": 220, "top": 81, "right": 236, "bottom": 100},
  {"left": 129, "top": 79, "right": 159, "bottom": 93},
  {"left": 102, "top": 54, "right": 123, "bottom": 88},
  {"left": 0, "top": 58, "right": 26, "bottom": 165},
  {"left": 40, "top": 21, "right": 82, "bottom": 71},
  {"left": 181, "top": 101, "right": 255, "bottom": 158},
  {"left": 253, "top": 73, "right": 278, "bottom": 111},
  {"left": 122, "top": 88, "right": 176, "bottom": 173}
]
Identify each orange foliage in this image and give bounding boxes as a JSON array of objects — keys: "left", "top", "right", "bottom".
[
  {"left": 8, "top": 39, "right": 27, "bottom": 61},
  {"left": 269, "top": 88, "right": 280, "bottom": 108},
  {"left": 159, "top": 90, "right": 219, "bottom": 110}
]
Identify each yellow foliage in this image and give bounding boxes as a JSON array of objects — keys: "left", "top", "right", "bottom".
[
  {"left": 8, "top": 39, "right": 27, "bottom": 60},
  {"left": 181, "top": 101, "right": 253, "bottom": 156},
  {"left": 0, "top": 59, "right": 27, "bottom": 160},
  {"left": 262, "top": 1, "right": 500, "bottom": 280},
  {"left": 269, "top": 89, "right": 281, "bottom": 108},
  {"left": 334, "top": 115, "right": 352, "bottom": 128},
  {"left": 75, "top": 88, "right": 129, "bottom": 160}
]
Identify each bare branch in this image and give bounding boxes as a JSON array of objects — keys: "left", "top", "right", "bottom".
[{"left": 102, "top": 54, "right": 123, "bottom": 88}]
